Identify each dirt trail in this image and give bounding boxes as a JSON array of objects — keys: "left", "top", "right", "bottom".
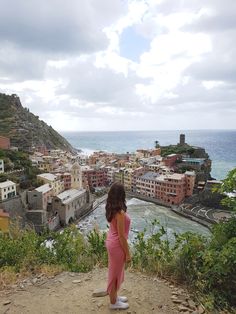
[{"left": 0, "top": 268, "right": 202, "bottom": 314}]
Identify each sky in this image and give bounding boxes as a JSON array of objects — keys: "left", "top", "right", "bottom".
[{"left": 0, "top": 0, "right": 236, "bottom": 132}]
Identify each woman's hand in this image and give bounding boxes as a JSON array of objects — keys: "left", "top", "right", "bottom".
[{"left": 125, "top": 253, "right": 132, "bottom": 263}]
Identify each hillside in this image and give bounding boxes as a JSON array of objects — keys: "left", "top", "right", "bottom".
[{"left": 0, "top": 93, "right": 74, "bottom": 152}]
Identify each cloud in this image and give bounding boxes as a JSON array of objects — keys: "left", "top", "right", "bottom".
[
  {"left": 0, "top": 0, "right": 235, "bottom": 131},
  {"left": 0, "top": 0, "right": 125, "bottom": 54},
  {"left": 0, "top": 0, "right": 126, "bottom": 82}
]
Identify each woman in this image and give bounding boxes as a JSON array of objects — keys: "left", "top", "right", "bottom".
[{"left": 105, "top": 182, "right": 131, "bottom": 310}]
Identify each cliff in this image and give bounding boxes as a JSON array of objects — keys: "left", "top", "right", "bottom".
[{"left": 0, "top": 93, "right": 74, "bottom": 152}]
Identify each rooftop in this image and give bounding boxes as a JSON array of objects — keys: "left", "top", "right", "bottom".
[
  {"left": 0, "top": 180, "right": 16, "bottom": 188},
  {"left": 37, "top": 173, "right": 57, "bottom": 181},
  {"left": 56, "top": 188, "right": 86, "bottom": 204},
  {"left": 35, "top": 183, "right": 52, "bottom": 193},
  {"left": 0, "top": 210, "right": 9, "bottom": 217},
  {"left": 185, "top": 171, "right": 196, "bottom": 176},
  {"left": 139, "top": 172, "right": 160, "bottom": 181}
]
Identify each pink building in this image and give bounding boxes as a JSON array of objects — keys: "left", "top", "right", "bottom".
[
  {"left": 155, "top": 173, "right": 186, "bottom": 205},
  {"left": 136, "top": 171, "right": 195, "bottom": 205},
  {"left": 0, "top": 136, "right": 10, "bottom": 150},
  {"left": 162, "top": 154, "right": 180, "bottom": 167},
  {"left": 185, "top": 171, "right": 196, "bottom": 196},
  {"left": 57, "top": 173, "right": 71, "bottom": 190},
  {"left": 131, "top": 167, "right": 147, "bottom": 193},
  {"left": 82, "top": 168, "right": 108, "bottom": 188}
]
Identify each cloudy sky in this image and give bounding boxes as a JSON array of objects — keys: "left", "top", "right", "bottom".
[{"left": 0, "top": 0, "right": 236, "bottom": 131}]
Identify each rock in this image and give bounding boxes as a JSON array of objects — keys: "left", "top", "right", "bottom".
[
  {"left": 178, "top": 305, "right": 190, "bottom": 312},
  {"left": 92, "top": 288, "right": 108, "bottom": 297},
  {"left": 172, "top": 298, "right": 182, "bottom": 304},
  {"left": 72, "top": 280, "right": 82, "bottom": 284},
  {"left": 3, "top": 300, "right": 11, "bottom": 306},
  {"left": 198, "top": 305, "right": 205, "bottom": 314},
  {"left": 171, "top": 291, "right": 179, "bottom": 296},
  {"left": 32, "top": 278, "right": 38, "bottom": 284},
  {"left": 58, "top": 279, "right": 64, "bottom": 283},
  {"left": 69, "top": 273, "right": 75, "bottom": 277},
  {"left": 188, "top": 299, "right": 196, "bottom": 310},
  {"left": 127, "top": 311, "right": 132, "bottom": 314},
  {"left": 97, "top": 302, "right": 103, "bottom": 308}
]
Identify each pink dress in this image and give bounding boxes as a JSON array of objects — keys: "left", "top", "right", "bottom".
[{"left": 105, "top": 212, "right": 131, "bottom": 294}]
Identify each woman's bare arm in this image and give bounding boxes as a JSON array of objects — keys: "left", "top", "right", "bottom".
[{"left": 116, "top": 211, "right": 131, "bottom": 262}]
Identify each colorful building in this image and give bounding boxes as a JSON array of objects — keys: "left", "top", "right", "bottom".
[
  {"left": 60, "top": 172, "right": 72, "bottom": 190},
  {"left": 163, "top": 154, "right": 180, "bottom": 167},
  {"left": 114, "top": 168, "right": 125, "bottom": 185},
  {"left": 0, "top": 180, "right": 16, "bottom": 201},
  {"left": 0, "top": 210, "right": 10, "bottom": 233},
  {"left": 82, "top": 168, "right": 108, "bottom": 188},
  {"left": 136, "top": 171, "right": 195, "bottom": 205},
  {"left": 123, "top": 169, "right": 133, "bottom": 191},
  {"left": 37, "top": 173, "right": 64, "bottom": 196},
  {"left": 0, "top": 136, "right": 10, "bottom": 150}
]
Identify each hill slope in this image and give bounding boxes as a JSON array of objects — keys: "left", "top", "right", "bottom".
[{"left": 0, "top": 93, "right": 74, "bottom": 152}]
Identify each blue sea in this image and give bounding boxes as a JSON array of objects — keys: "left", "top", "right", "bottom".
[{"left": 61, "top": 130, "right": 236, "bottom": 180}]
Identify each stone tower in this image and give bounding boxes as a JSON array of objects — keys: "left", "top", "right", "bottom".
[
  {"left": 179, "top": 134, "right": 185, "bottom": 146},
  {"left": 71, "top": 162, "right": 82, "bottom": 189}
]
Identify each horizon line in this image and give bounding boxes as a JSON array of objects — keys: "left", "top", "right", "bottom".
[{"left": 58, "top": 128, "right": 236, "bottom": 133}]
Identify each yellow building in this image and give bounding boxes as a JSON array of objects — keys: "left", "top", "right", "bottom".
[
  {"left": 123, "top": 169, "right": 133, "bottom": 191},
  {"left": 114, "top": 168, "right": 125, "bottom": 184},
  {"left": 37, "top": 173, "right": 64, "bottom": 196},
  {"left": 0, "top": 210, "right": 10, "bottom": 233}
]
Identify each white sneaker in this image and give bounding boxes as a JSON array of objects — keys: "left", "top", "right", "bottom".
[
  {"left": 110, "top": 300, "right": 129, "bottom": 310},
  {"left": 117, "top": 296, "right": 128, "bottom": 302}
]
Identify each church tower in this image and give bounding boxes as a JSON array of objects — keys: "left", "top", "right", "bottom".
[{"left": 71, "top": 162, "right": 82, "bottom": 189}]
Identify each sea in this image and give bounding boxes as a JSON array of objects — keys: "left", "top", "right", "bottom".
[{"left": 62, "top": 129, "right": 236, "bottom": 180}]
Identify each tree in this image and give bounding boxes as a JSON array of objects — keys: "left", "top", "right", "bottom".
[
  {"left": 218, "top": 168, "right": 236, "bottom": 211},
  {"left": 154, "top": 140, "right": 160, "bottom": 149}
]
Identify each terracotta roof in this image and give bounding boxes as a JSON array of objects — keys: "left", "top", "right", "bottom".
[{"left": 0, "top": 210, "right": 10, "bottom": 217}]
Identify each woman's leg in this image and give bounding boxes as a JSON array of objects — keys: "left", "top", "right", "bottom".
[{"left": 109, "top": 278, "right": 117, "bottom": 304}]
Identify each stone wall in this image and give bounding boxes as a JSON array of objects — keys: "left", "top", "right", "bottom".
[{"left": 0, "top": 195, "right": 26, "bottom": 227}]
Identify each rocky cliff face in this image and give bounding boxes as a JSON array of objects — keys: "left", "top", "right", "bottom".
[{"left": 0, "top": 93, "right": 74, "bottom": 152}]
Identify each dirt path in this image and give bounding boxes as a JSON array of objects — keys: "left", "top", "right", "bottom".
[{"left": 0, "top": 268, "right": 202, "bottom": 314}]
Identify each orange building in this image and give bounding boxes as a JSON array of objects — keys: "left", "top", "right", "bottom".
[
  {"left": 0, "top": 210, "right": 10, "bottom": 233},
  {"left": 0, "top": 136, "right": 10, "bottom": 149}
]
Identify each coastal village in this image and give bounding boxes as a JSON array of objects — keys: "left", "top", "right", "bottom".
[{"left": 0, "top": 133, "right": 228, "bottom": 234}]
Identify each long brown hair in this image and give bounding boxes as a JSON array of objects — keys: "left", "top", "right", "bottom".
[{"left": 105, "top": 182, "right": 127, "bottom": 222}]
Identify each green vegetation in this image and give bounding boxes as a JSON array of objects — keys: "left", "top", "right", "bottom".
[
  {"left": 161, "top": 145, "right": 195, "bottom": 157},
  {"left": 217, "top": 168, "right": 236, "bottom": 211},
  {"left": 0, "top": 149, "right": 41, "bottom": 187},
  {"left": 0, "top": 92, "right": 73, "bottom": 151},
  {"left": 0, "top": 225, "right": 107, "bottom": 274}
]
